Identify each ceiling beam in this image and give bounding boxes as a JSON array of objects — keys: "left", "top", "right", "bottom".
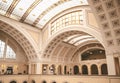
[
  {"left": 20, "top": 0, "right": 42, "bottom": 22},
  {"left": 5, "top": 0, "right": 20, "bottom": 17},
  {"left": 33, "top": 0, "right": 71, "bottom": 26}
]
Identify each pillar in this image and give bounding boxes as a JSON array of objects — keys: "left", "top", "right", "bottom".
[
  {"left": 36, "top": 63, "right": 42, "bottom": 74},
  {"left": 88, "top": 66, "right": 91, "bottom": 75},
  {"left": 106, "top": 54, "right": 116, "bottom": 75},
  {"left": 28, "top": 63, "right": 31, "bottom": 74},
  {"left": 98, "top": 65, "right": 101, "bottom": 75}
]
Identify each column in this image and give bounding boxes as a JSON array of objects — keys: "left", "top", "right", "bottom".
[
  {"left": 88, "top": 66, "right": 91, "bottom": 75},
  {"left": 28, "top": 63, "right": 31, "bottom": 74},
  {"left": 36, "top": 63, "right": 42, "bottom": 74},
  {"left": 55, "top": 65, "right": 58, "bottom": 75},
  {"left": 79, "top": 65, "right": 82, "bottom": 75},
  {"left": 98, "top": 65, "right": 101, "bottom": 75},
  {"left": 106, "top": 54, "right": 116, "bottom": 75},
  {"left": 62, "top": 65, "right": 65, "bottom": 75}
]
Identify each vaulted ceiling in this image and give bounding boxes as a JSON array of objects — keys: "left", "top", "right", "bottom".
[{"left": 0, "top": 0, "right": 88, "bottom": 29}]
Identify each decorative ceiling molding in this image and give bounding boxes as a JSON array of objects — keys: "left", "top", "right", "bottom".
[
  {"left": 5, "top": 0, "right": 20, "bottom": 17},
  {"left": 20, "top": 0, "right": 42, "bottom": 22},
  {"left": 33, "top": 0, "right": 71, "bottom": 26}
]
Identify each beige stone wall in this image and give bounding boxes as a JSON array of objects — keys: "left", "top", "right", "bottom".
[{"left": 0, "top": 75, "right": 120, "bottom": 83}]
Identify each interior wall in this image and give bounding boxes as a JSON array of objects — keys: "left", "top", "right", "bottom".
[{"left": 0, "top": 30, "right": 28, "bottom": 75}]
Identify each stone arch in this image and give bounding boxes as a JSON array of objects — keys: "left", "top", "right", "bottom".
[
  {"left": 101, "top": 64, "right": 108, "bottom": 75},
  {"left": 58, "top": 65, "right": 62, "bottom": 74},
  {"left": 82, "top": 65, "right": 88, "bottom": 75},
  {"left": 10, "top": 80, "right": 17, "bottom": 83},
  {"left": 64, "top": 65, "right": 67, "bottom": 74},
  {"left": 80, "top": 47, "right": 106, "bottom": 61},
  {"left": 0, "top": 19, "right": 38, "bottom": 61},
  {"left": 42, "top": 26, "right": 104, "bottom": 59},
  {"left": 73, "top": 65, "right": 79, "bottom": 75},
  {"left": 42, "top": 80, "right": 47, "bottom": 83},
  {"left": 71, "top": 43, "right": 105, "bottom": 61},
  {"left": 91, "top": 64, "right": 98, "bottom": 75},
  {"left": 23, "top": 81, "right": 27, "bottom": 83},
  {"left": 31, "top": 80, "right": 35, "bottom": 83}
]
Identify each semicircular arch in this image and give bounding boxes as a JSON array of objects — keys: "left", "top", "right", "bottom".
[
  {"left": 42, "top": 25, "right": 104, "bottom": 59},
  {"left": 0, "top": 17, "right": 39, "bottom": 61}
]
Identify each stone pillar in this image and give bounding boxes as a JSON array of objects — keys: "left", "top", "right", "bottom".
[
  {"left": 119, "top": 56, "right": 120, "bottom": 68},
  {"left": 98, "top": 65, "right": 101, "bottom": 75},
  {"left": 55, "top": 65, "right": 58, "bottom": 75},
  {"left": 88, "top": 66, "right": 91, "bottom": 75},
  {"left": 106, "top": 54, "right": 116, "bottom": 75},
  {"left": 62, "top": 65, "right": 65, "bottom": 75},
  {"left": 28, "top": 63, "right": 31, "bottom": 74},
  {"left": 36, "top": 63, "right": 42, "bottom": 74},
  {"left": 79, "top": 65, "right": 82, "bottom": 75}
]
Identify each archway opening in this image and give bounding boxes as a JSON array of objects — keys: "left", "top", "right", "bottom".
[
  {"left": 10, "top": 81, "right": 17, "bottom": 83},
  {"left": 101, "top": 64, "right": 108, "bottom": 75},
  {"left": 74, "top": 65, "right": 79, "bottom": 75},
  {"left": 91, "top": 64, "right": 98, "bottom": 75},
  {"left": 82, "top": 65, "right": 88, "bottom": 75},
  {"left": 58, "top": 65, "right": 62, "bottom": 74},
  {"left": 64, "top": 66, "right": 67, "bottom": 75}
]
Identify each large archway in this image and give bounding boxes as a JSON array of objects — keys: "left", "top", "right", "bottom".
[
  {"left": 0, "top": 19, "right": 38, "bottom": 61},
  {"left": 42, "top": 25, "right": 105, "bottom": 62}
]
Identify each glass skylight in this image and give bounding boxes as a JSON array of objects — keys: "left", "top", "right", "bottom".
[
  {"left": 0, "top": 0, "right": 13, "bottom": 15},
  {"left": 0, "top": 0, "right": 88, "bottom": 28},
  {"left": 38, "top": 0, "right": 88, "bottom": 27},
  {"left": 74, "top": 38, "right": 96, "bottom": 46},
  {"left": 11, "top": 0, "right": 35, "bottom": 20},
  {"left": 69, "top": 35, "right": 92, "bottom": 44}
]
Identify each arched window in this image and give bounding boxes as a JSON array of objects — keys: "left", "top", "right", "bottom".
[
  {"left": 0, "top": 40, "right": 16, "bottom": 59},
  {"left": 73, "top": 65, "right": 79, "bottom": 75},
  {"left": 42, "top": 80, "right": 47, "bottom": 83},
  {"left": 0, "top": 40, "right": 5, "bottom": 58},
  {"left": 82, "top": 65, "right": 88, "bottom": 75},
  {"left": 0, "top": 80, "right": 2, "bottom": 83},
  {"left": 6, "top": 45, "right": 16, "bottom": 59},
  {"left": 31, "top": 80, "right": 35, "bottom": 83},
  {"left": 23, "top": 81, "right": 27, "bottom": 83},
  {"left": 101, "top": 64, "right": 108, "bottom": 75},
  {"left": 81, "top": 49, "right": 106, "bottom": 60},
  {"left": 91, "top": 64, "right": 98, "bottom": 75},
  {"left": 63, "top": 82, "right": 68, "bottom": 83},
  {"left": 10, "top": 80, "right": 17, "bottom": 83},
  {"left": 52, "top": 81, "right": 56, "bottom": 83},
  {"left": 58, "top": 65, "right": 62, "bottom": 74},
  {"left": 64, "top": 66, "right": 67, "bottom": 74}
]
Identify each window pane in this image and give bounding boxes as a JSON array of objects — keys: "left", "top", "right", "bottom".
[
  {"left": 0, "top": 40, "right": 5, "bottom": 58},
  {"left": 6, "top": 45, "right": 16, "bottom": 59}
]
